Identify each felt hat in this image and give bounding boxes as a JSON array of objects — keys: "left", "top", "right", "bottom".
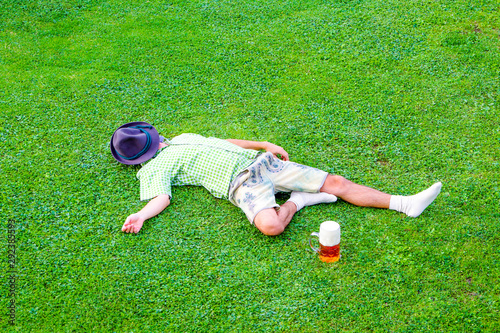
[{"left": 110, "top": 122, "right": 161, "bottom": 165}]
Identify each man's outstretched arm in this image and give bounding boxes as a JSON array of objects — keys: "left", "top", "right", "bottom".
[
  {"left": 122, "top": 194, "right": 171, "bottom": 233},
  {"left": 226, "top": 139, "right": 289, "bottom": 161}
]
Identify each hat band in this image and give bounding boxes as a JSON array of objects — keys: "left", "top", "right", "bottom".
[{"left": 116, "top": 125, "right": 153, "bottom": 160}]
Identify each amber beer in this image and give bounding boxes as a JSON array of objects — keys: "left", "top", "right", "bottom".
[
  {"left": 309, "top": 221, "right": 341, "bottom": 262},
  {"left": 317, "top": 243, "right": 340, "bottom": 262}
]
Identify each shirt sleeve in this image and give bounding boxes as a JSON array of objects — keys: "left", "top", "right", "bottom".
[{"left": 138, "top": 166, "right": 172, "bottom": 201}]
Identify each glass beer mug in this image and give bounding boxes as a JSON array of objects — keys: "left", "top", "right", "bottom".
[{"left": 309, "top": 221, "right": 341, "bottom": 262}]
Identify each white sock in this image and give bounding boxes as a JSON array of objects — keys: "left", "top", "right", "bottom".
[
  {"left": 288, "top": 191, "right": 338, "bottom": 211},
  {"left": 389, "top": 182, "right": 442, "bottom": 217}
]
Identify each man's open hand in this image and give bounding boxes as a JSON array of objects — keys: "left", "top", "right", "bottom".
[
  {"left": 122, "top": 213, "right": 145, "bottom": 233},
  {"left": 121, "top": 194, "right": 170, "bottom": 234}
]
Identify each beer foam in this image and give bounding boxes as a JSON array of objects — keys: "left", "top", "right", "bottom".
[{"left": 319, "top": 221, "right": 340, "bottom": 246}]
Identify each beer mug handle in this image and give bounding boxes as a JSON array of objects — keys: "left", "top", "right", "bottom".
[{"left": 309, "top": 232, "right": 320, "bottom": 253}]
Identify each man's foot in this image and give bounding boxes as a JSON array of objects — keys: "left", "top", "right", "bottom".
[
  {"left": 288, "top": 191, "right": 338, "bottom": 211},
  {"left": 389, "top": 182, "right": 442, "bottom": 217}
]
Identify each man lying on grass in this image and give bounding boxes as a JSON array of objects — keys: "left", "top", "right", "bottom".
[{"left": 111, "top": 122, "right": 442, "bottom": 236}]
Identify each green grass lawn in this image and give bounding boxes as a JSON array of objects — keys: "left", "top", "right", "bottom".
[{"left": 1, "top": 0, "right": 499, "bottom": 331}]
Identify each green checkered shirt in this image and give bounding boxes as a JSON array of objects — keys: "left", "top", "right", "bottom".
[{"left": 136, "top": 133, "right": 260, "bottom": 201}]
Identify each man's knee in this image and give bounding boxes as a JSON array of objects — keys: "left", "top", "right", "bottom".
[
  {"left": 254, "top": 214, "right": 285, "bottom": 236},
  {"left": 321, "top": 175, "right": 350, "bottom": 195}
]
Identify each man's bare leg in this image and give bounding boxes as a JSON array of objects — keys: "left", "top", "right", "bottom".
[
  {"left": 320, "top": 175, "right": 391, "bottom": 208},
  {"left": 320, "top": 175, "right": 442, "bottom": 217},
  {"left": 254, "top": 203, "right": 297, "bottom": 236},
  {"left": 254, "top": 192, "right": 337, "bottom": 236}
]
